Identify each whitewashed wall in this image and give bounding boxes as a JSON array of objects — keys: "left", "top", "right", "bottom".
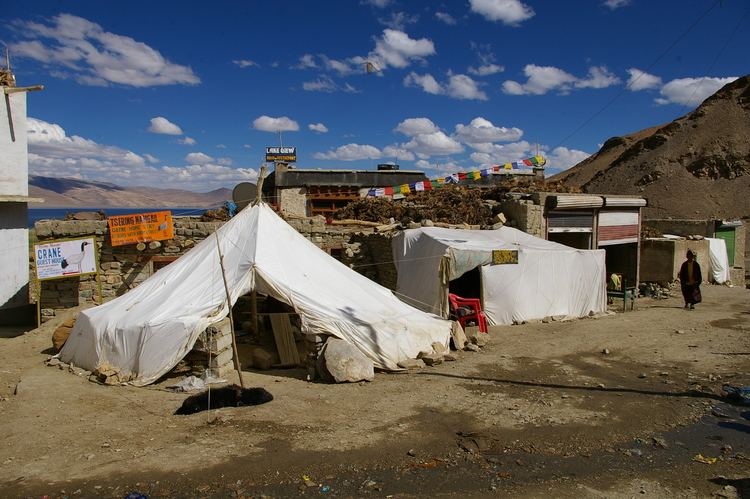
[
  {"left": 0, "top": 204, "right": 29, "bottom": 309},
  {"left": 0, "top": 92, "right": 28, "bottom": 196}
]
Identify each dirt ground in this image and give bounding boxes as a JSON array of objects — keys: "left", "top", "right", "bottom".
[{"left": 1, "top": 285, "right": 749, "bottom": 498}]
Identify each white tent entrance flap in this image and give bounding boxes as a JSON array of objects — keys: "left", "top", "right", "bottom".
[
  {"left": 60, "top": 204, "right": 451, "bottom": 386},
  {"left": 393, "top": 227, "right": 607, "bottom": 326}
]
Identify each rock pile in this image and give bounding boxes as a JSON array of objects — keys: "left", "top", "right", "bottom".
[{"left": 182, "top": 318, "right": 236, "bottom": 378}]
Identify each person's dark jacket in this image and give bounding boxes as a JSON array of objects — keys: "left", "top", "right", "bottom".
[{"left": 678, "top": 260, "right": 702, "bottom": 285}]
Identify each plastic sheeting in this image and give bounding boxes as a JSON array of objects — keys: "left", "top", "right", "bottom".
[
  {"left": 60, "top": 204, "right": 451, "bottom": 385},
  {"left": 706, "top": 237, "right": 731, "bottom": 284},
  {"left": 392, "top": 227, "right": 607, "bottom": 325}
]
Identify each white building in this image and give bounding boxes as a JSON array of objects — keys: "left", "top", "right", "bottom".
[{"left": 0, "top": 63, "right": 43, "bottom": 323}]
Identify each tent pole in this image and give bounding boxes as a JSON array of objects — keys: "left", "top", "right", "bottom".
[
  {"left": 251, "top": 289, "right": 258, "bottom": 336},
  {"left": 215, "top": 232, "right": 245, "bottom": 389}
]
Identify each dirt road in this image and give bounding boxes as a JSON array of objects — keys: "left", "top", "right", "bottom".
[{"left": 1, "top": 285, "right": 748, "bottom": 498}]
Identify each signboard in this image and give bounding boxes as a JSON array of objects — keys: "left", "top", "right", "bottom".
[
  {"left": 34, "top": 237, "right": 98, "bottom": 280},
  {"left": 265, "top": 146, "right": 297, "bottom": 162},
  {"left": 108, "top": 211, "right": 174, "bottom": 247},
  {"left": 492, "top": 250, "right": 519, "bottom": 265}
]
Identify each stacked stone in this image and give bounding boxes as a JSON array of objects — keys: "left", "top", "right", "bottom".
[{"left": 182, "top": 318, "right": 235, "bottom": 378}]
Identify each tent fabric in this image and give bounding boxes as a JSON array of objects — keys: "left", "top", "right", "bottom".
[
  {"left": 706, "top": 237, "right": 731, "bottom": 284},
  {"left": 60, "top": 204, "right": 451, "bottom": 386},
  {"left": 392, "top": 227, "right": 607, "bottom": 325}
]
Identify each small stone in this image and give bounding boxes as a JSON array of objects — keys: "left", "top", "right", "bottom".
[
  {"left": 148, "top": 241, "right": 162, "bottom": 250},
  {"left": 596, "top": 383, "right": 605, "bottom": 388},
  {"left": 397, "top": 358, "right": 425, "bottom": 369},
  {"left": 431, "top": 342, "right": 449, "bottom": 356},
  {"left": 675, "top": 329, "right": 685, "bottom": 334},
  {"left": 638, "top": 373, "right": 647, "bottom": 379},
  {"left": 443, "top": 354, "right": 457, "bottom": 362},
  {"left": 465, "top": 343, "right": 480, "bottom": 352},
  {"left": 601, "top": 348, "right": 610, "bottom": 355},
  {"left": 407, "top": 449, "right": 416, "bottom": 457},
  {"left": 419, "top": 352, "right": 443, "bottom": 366},
  {"left": 652, "top": 437, "right": 668, "bottom": 449},
  {"left": 46, "top": 358, "right": 61, "bottom": 367}
]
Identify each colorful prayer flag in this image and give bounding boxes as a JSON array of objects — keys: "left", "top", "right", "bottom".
[
  {"left": 384, "top": 186, "right": 393, "bottom": 196},
  {"left": 415, "top": 181, "right": 425, "bottom": 191},
  {"left": 400, "top": 184, "right": 410, "bottom": 194}
]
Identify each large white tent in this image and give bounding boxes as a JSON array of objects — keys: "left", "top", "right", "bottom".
[
  {"left": 60, "top": 204, "right": 451, "bottom": 386},
  {"left": 392, "top": 226, "right": 607, "bottom": 326}
]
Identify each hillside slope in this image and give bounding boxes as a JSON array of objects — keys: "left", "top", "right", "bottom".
[
  {"left": 554, "top": 75, "right": 750, "bottom": 220},
  {"left": 29, "top": 176, "right": 231, "bottom": 208}
]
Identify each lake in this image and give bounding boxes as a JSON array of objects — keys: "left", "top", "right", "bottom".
[{"left": 28, "top": 208, "right": 204, "bottom": 228}]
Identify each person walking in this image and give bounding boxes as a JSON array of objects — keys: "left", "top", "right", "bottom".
[{"left": 678, "top": 250, "right": 702, "bottom": 309}]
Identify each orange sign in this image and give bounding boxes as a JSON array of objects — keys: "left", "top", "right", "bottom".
[{"left": 108, "top": 211, "right": 174, "bottom": 247}]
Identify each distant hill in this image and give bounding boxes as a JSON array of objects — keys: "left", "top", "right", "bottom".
[
  {"left": 553, "top": 75, "right": 750, "bottom": 221},
  {"left": 29, "top": 176, "right": 231, "bottom": 208}
]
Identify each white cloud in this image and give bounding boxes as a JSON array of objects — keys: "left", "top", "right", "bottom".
[
  {"left": 308, "top": 123, "right": 329, "bottom": 133},
  {"left": 626, "top": 68, "right": 662, "bottom": 91},
  {"left": 469, "top": 0, "right": 535, "bottom": 26},
  {"left": 468, "top": 64, "right": 505, "bottom": 76},
  {"left": 11, "top": 14, "right": 199, "bottom": 87},
  {"left": 395, "top": 117, "right": 440, "bottom": 137},
  {"left": 232, "top": 59, "right": 257, "bottom": 68},
  {"left": 27, "top": 117, "right": 255, "bottom": 190},
  {"left": 292, "top": 53, "right": 317, "bottom": 69},
  {"left": 381, "top": 145, "right": 416, "bottom": 161},
  {"left": 217, "top": 157, "right": 232, "bottom": 165},
  {"left": 379, "top": 11, "right": 419, "bottom": 30},
  {"left": 303, "top": 75, "right": 359, "bottom": 93},
  {"left": 575, "top": 66, "right": 621, "bottom": 89},
  {"left": 216, "top": 144, "right": 227, "bottom": 149},
  {"left": 603, "top": 0, "right": 630, "bottom": 9},
  {"left": 415, "top": 159, "right": 431, "bottom": 169},
  {"left": 178, "top": 136, "right": 196, "bottom": 145},
  {"left": 454, "top": 117, "right": 523, "bottom": 146},
  {"left": 544, "top": 146, "right": 590, "bottom": 172},
  {"left": 371, "top": 29, "right": 436, "bottom": 69},
  {"left": 446, "top": 74, "right": 488, "bottom": 100},
  {"left": 363, "top": 0, "right": 391, "bottom": 7},
  {"left": 404, "top": 72, "right": 487, "bottom": 100},
  {"left": 655, "top": 76, "right": 738, "bottom": 106},
  {"left": 147, "top": 116, "right": 183, "bottom": 135},
  {"left": 252, "top": 115, "right": 300, "bottom": 132},
  {"left": 435, "top": 12, "right": 457, "bottom": 25},
  {"left": 185, "top": 152, "right": 214, "bottom": 165},
  {"left": 402, "top": 131, "right": 464, "bottom": 157},
  {"left": 243, "top": 144, "right": 252, "bottom": 149},
  {"left": 314, "top": 143, "right": 383, "bottom": 161},
  {"left": 404, "top": 72, "right": 443, "bottom": 95},
  {"left": 503, "top": 64, "right": 619, "bottom": 95}
]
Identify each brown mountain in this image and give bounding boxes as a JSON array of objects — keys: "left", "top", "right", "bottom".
[
  {"left": 29, "top": 176, "right": 231, "bottom": 208},
  {"left": 553, "top": 75, "right": 750, "bottom": 220}
]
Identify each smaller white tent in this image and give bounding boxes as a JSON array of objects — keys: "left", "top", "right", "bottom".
[
  {"left": 706, "top": 237, "right": 731, "bottom": 284},
  {"left": 60, "top": 204, "right": 451, "bottom": 385},
  {"left": 392, "top": 227, "right": 607, "bottom": 326}
]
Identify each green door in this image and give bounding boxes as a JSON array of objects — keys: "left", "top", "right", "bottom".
[{"left": 715, "top": 228, "right": 735, "bottom": 266}]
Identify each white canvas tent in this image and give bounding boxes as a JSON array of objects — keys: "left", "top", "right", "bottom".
[
  {"left": 60, "top": 203, "right": 451, "bottom": 386},
  {"left": 392, "top": 227, "right": 607, "bottom": 326},
  {"left": 706, "top": 237, "right": 731, "bottom": 284}
]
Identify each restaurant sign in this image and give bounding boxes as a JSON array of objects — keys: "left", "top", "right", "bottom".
[
  {"left": 265, "top": 146, "right": 297, "bottom": 162},
  {"left": 108, "top": 211, "right": 174, "bottom": 247}
]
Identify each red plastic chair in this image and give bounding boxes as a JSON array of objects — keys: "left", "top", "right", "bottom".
[{"left": 448, "top": 293, "right": 488, "bottom": 334}]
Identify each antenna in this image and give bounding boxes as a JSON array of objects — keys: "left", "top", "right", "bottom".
[{"left": 277, "top": 130, "right": 283, "bottom": 148}]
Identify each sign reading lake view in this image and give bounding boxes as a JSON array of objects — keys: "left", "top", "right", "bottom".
[
  {"left": 108, "top": 211, "right": 174, "bottom": 247},
  {"left": 265, "top": 146, "right": 297, "bottom": 162},
  {"left": 34, "top": 237, "right": 98, "bottom": 280}
]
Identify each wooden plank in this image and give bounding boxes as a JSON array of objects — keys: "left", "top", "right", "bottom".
[{"left": 269, "top": 313, "right": 301, "bottom": 366}]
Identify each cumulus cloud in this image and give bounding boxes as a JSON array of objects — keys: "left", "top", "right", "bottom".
[
  {"left": 654, "top": 76, "right": 738, "bottom": 106},
  {"left": 308, "top": 123, "right": 329, "bottom": 133},
  {"left": 402, "top": 131, "right": 464, "bottom": 157},
  {"left": 454, "top": 117, "right": 523, "bottom": 147},
  {"left": 147, "top": 116, "right": 183, "bottom": 135},
  {"left": 27, "top": 118, "right": 255, "bottom": 190},
  {"left": 404, "top": 72, "right": 443, "bottom": 95},
  {"left": 314, "top": 143, "right": 383, "bottom": 161},
  {"left": 185, "top": 152, "right": 214, "bottom": 165},
  {"left": 404, "top": 72, "right": 487, "bottom": 100},
  {"left": 302, "top": 75, "right": 358, "bottom": 93},
  {"left": 395, "top": 117, "right": 440, "bottom": 137},
  {"left": 468, "top": 64, "right": 504, "bottom": 76},
  {"left": 178, "top": 136, "right": 196, "bottom": 145},
  {"left": 252, "top": 115, "right": 300, "bottom": 132},
  {"left": 381, "top": 145, "right": 416, "bottom": 161},
  {"left": 379, "top": 11, "right": 419, "bottom": 31},
  {"left": 469, "top": 0, "right": 535, "bottom": 26},
  {"left": 10, "top": 14, "right": 199, "bottom": 87},
  {"left": 544, "top": 146, "right": 590, "bottom": 172},
  {"left": 232, "top": 59, "right": 257, "bottom": 68},
  {"left": 626, "top": 68, "right": 662, "bottom": 91},
  {"left": 435, "top": 12, "right": 457, "bottom": 25},
  {"left": 371, "top": 29, "right": 436, "bottom": 69},
  {"left": 503, "top": 64, "right": 619, "bottom": 95},
  {"left": 603, "top": 0, "right": 630, "bottom": 9}
]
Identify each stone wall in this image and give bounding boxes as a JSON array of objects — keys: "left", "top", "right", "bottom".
[
  {"left": 33, "top": 214, "right": 398, "bottom": 321},
  {"left": 497, "top": 198, "right": 544, "bottom": 237},
  {"left": 278, "top": 187, "right": 308, "bottom": 217}
]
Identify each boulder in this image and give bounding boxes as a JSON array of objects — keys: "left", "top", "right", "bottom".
[
  {"left": 465, "top": 326, "right": 488, "bottom": 347},
  {"left": 318, "top": 338, "right": 374, "bottom": 383},
  {"left": 431, "top": 341, "right": 449, "bottom": 356},
  {"left": 450, "top": 322, "right": 468, "bottom": 350}
]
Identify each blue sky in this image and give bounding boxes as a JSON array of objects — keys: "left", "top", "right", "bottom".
[{"left": 3, "top": 0, "right": 747, "bottom": 191}]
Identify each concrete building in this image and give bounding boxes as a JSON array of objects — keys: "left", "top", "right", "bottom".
[
  {"left": 498, "top": 192, "right": 646, "bottom": 286},
  {"left": 0, "top": 63, "right": 43, "bottom": 323}
]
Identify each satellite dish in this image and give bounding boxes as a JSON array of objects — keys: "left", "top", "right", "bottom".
[{"left": 232, "top": 182, "right": 257, "bottom": 211}]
